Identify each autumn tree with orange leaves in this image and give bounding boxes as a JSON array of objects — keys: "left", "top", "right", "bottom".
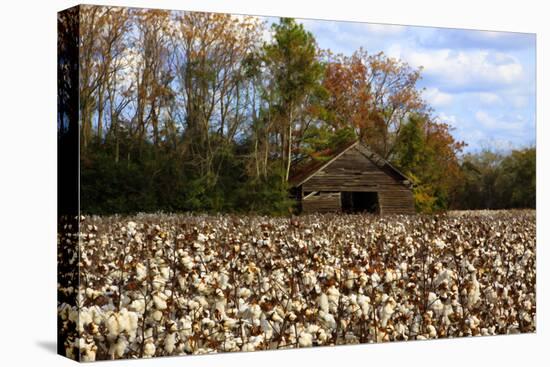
[{"left": 73, "top": 7, "right": 510, "bottom": 214}]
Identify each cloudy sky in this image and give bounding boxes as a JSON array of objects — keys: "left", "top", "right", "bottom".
[{"left": 264, "top": 17, "right": 536, "bottom": 152}]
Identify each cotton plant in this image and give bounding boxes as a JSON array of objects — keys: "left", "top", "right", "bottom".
[{"left": 57, "top": 210, "right": 536, "bottom": 360}]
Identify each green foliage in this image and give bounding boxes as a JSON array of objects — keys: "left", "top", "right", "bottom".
[
  {"left": 393, "top": 114, "right": 461, "bottom": 213},
  {"left": 264, "top": 18, "right": 324, "bottom": 106},
  {"left": 77, "top": 12, "right": 534, "bottom": 216},
  {"left": 454, "top": 147, "right": 535, "bottom": 209}
]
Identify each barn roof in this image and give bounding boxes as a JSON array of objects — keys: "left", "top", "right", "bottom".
[{"left": 288, "top": 141, "right": 413, "bottom": 188}]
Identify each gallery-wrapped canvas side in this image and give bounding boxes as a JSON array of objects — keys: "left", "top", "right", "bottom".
[{"left": 57, "top": 5, "right": 81, "bottom": 361}]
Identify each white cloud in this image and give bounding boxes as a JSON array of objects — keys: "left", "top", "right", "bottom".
[
  {"left": 478, "top": 92, "right": 502, "bottom": 105},
  {"left": 423, "top": 87, "right": 453, "bottom": 107},
  {"left": 474, "top": 110, "right": 525, "bottom": 131},
  {"left": 396, "top": 48, "right": 524, "bottom": 90},
  {"left": 437, "top": 112, "right": 458, "bottom": 126}
]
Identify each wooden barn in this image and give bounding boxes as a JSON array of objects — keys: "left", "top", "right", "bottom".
[{"left": 289, "top": 141, "right": 415, "bottom": 215}]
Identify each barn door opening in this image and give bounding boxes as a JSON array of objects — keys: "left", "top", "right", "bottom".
[{"left": 341, "top": 192, "right": 379, "bottom": 213}]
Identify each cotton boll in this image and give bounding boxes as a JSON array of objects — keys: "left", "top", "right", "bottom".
[
  {"left": 79, "top": 337, "right": 97, "bottom": 362},
  {"left": 109, "top": 336, "right": 128, "bottom": 359},
  {"left": 270, "top": 311, "right": 284, "bottom": 324},
  {"left": 164, "top": 332, "right": 177, "bottom": 354},
  {"left": 153, "top": 293, "right": 168, "bottom": 310},
  {"left": 371, "top": 272, "right": 381, "bottom": 287},
  {"left": 105, "top": 313, "right": 120, "bottom": 341},
  {"left": 319, "top": 293, "right": 329, "bottom": 314},
  {"left": 327, "top": 286, "right": 340, "bottom": 313},
  {"left": 466, "top": 277, "right": 481, "bottom": 307},
  {"left": 426, "top": 324, "right": 437, "bottom": 338},
  {"left": 238, "top": 287, "right": 252, "bottom": 299},
  {"left": 379, "top": 297, "right": 396, "bottom": 327},
  {"left": 159, "top": 265, "right": 170, "bottom": 281},
  {"left": 428, "top": 293, "right": 444, "bottom": 318},
  {"left": 384, "top": 269, "right": 397, "bottom": 284},
  {"left": 223, "top": 316, "right": 238, "bottom": 329},
  {"left": 433, "top": 238, "right": 446, "bottom": 249},
  {"left": 129, "top": 298, "right": 145, "bottom": 314},
  {"left": 317, "top": 328, "right": 329, "bottom": 343},
  {"left": 358, "top": 295, "right": 371, "bottom": 317},
  {"left": 202, "top": 317, "right": 216, "bottom": 329},
  {"left": 181, "top": 255, "right": 194, "bottom": 271},
  {"left": 319, "top": 311, "right": 337, "bottom": 330},
  {"left": 136, "top": 262, "right": 147, "bottom": 281},
  {"left": 152, "top": 310, "right": 163, "bottom": 322},
  {"left": 143, "top": 340, "right": 156, "bottom": 358},
  {"left": 298, "top": 332, "right": 313, "bottom": 347}
]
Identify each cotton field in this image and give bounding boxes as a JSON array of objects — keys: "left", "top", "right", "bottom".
[{"left": 58, "top": 210, "right": 536, "bottom": 361}]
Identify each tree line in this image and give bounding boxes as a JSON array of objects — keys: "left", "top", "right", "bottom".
[{"left": 59, "top": 6, "right": 534, "bottom": 214}]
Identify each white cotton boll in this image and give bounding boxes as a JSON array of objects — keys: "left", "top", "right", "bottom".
[
  {"left": 307, "top": 324, "right": 320, "bottom": 334},
  {"left": 159, "top": 265, "right": 170, "bottom": 281},
  {"left": 68, "top": 308, "right": 79, "bottom": 323},
  {"left": 271, "top": 311, "right": 284, "bottom": 324},
  {"left": 223, "top": 316, "right": 238, "bottom": 329},
  {"left": 371, "top": 272, "right": 381, "bottom": 287},
  {"left": 143, "top": 340, "right": 156, "bottom": 358},
  {"left": 426, "top": 324, "right": 437, "bottom": 338},
  {"left": 152, "top": 310, "right": 163, "bottom": 322},
  {"left": 319, "top": 311, "right": 337, "bottom": 330},
  {"left": 467, "top": 278, "right": 481, "bottom": 307},
  {"left": 319, "top": 293, "right": 329, "bottom": 314},
  {"left": 248, "top": 304, "right": 262, "bottom": 321},
  {"left": 433, "top": 238, "right": 446, "bottom": 249},
  {"left": 197, "top": 233, "right": 208, "bottom": 242},
  {"left": 238, "top": 287, "right": 252, "bottom": 299},
  {"left": 164, "top": 332, "right": 177, "bottom": 354},
  {"left": 127, "top": 312, "right": 139, "bottom": 340},
  {"left": 345, "top": 276, "right": 354, "bottom": 289},
  {"left": 317, "top": 328, "right": 329, "bottom": 343},
  {"left": 105, "top": 314, "right": 120, "bottom": 340},
  {"left": 358, "top": 295, "right": 371, "bottom": 317},
  {"left": 81, "top": 344, "right": 97, "bottom": 362},
  {"left": 130, "top": 298, "right": 145, "bottom": 314},
  {"left": 298, "top": 332, "right": 313, "bottom": 347},
  {"left": 379, "top": 297, "right": 396, "bottom": 327},
  {"left": 78, "top": 308, "right": 93, "bottom": 332},
  {"left": 434, "top": 269, "right": 455, "bottom": 288},
  {"left": 153, "top": 293, "right": 168, "bottom": 310},
  {"left": 136, "top": 262, "right": 147, "bottom": 281},
  {"left": 327, "top": 286, "right": 340, "bottom": 311},
  {"left": 242, "top": 343, "right": 256, "bottom": 352},
  {"left": 428, "top": 293, "right": 444, "bottom": 318},
  {"left": 182, "top": 256, "right": 194, "bottom": 271},
  {"left": 384, "top": 269, "right": 396, "bottom": 284},
  {"left": 218, "top": 272, "right": 230, "bottom": 289},
  {"left": 202, "top": 317, "right": 216, "bottom": 329},
  {"left": 109, "top": 336, "right": 128, "bottom": 359}
]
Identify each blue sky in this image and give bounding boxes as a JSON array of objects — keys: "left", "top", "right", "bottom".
[{"left": 264, "top": 17, "right": 536, "bottom": 153}]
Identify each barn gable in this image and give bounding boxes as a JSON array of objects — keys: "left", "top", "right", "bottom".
[{"left": 289, "top": 142, "right": 415, "bottom": 215}]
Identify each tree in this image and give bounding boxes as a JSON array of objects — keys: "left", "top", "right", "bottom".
[
  {"left": 263, "top": 18, "right": 325, "bottom": 182},
  {"left": 393, "top": 114, "right": 465, "bottom": 212},
  {"left": 323, "top": 49, "right": 425, "bottom": 159}
]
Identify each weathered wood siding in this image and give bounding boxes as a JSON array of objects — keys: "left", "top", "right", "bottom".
[
  {"left": 301, "top": 146, "right": 415, "bottom": 215},
  {"left": 302, "top": 192, "right": 341, "bottom": 212}
]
